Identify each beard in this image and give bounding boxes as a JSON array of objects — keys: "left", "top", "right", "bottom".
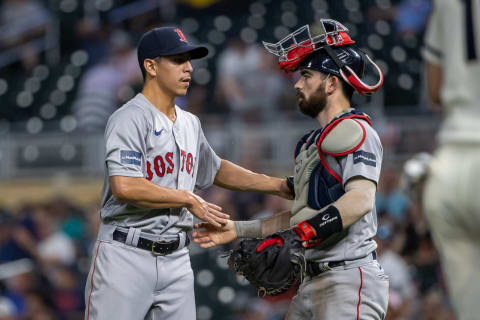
[{"left": 296, "top": 82, "right": 327, "bottom": 118}]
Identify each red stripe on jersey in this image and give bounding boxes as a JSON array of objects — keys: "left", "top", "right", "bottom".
[
  {"left": 318, "top": 151, "right": 342, "bottom": 183},
  {"left": 356, "top": 266, "right": 363, "bottom": 320},
  {"left": 87, "top": 242, "right": 102, "bottom": 320}
]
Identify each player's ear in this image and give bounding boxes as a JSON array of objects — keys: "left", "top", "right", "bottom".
[
  {"left": 144, "top": 58, "right": 157, "bottom": 77},
  {"left": 326, "top": 75, "right": 338, "bottom": 95}
]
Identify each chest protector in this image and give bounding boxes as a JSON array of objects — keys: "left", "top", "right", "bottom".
[{"left": 290, "top": 109, "right": 372, "bottom": 225}]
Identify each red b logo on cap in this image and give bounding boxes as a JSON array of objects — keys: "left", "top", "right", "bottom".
[{"left": 174, "top": 28, "right": 187, "bottom": 42}]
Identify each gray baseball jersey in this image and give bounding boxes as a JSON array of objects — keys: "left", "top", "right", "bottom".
[
  {"left": 98, "top": 93, "right": 221, "bottom": 238},
  {"left": 292, "top": 116, "right": 382, "bottom": 263},
  {"left": 85, "top": 93, "right": 221, "bottom": 320},
  {"left": 287, "top": 112, "right": 388, "bottom": 320}
]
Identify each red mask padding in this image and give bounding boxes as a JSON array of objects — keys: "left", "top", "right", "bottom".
[
  {"left": 278, "top": 31, "right": 356, "bottom": 72},
  {"left": 328, "top": 31, "right": 356, "bottom": 47},
  {"left": 279, "top": 41, "right": 315, "bottom": 72},
  {"left": 340, "top": 54, "right": 384, "bottom": 95}
]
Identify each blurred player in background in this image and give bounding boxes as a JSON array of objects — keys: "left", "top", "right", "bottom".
[
  {"left": 84, "top": 27, "right": 293, "bottom": 320},
  {"left": 422, "top": 1, "right": 480, "bottom": 319}
]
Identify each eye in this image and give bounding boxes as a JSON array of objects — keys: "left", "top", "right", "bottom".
[
  {"left": 300, "top": 70, "right": 310, "bottom": 78},
  {"left": 172, "top": 54, "right": 191, "bottom": 64}
]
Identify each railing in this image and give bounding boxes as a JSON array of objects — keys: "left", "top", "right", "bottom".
[{"left": 0, "top": 113, "right": 440, "bottom": 179}]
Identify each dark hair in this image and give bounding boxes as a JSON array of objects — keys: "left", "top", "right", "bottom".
[
  {"left": 339, "top": 78, "right": 354, "bottom": 101},
  {"left": 325, "top": 73, "right": 354, "bottom": 101},
  {"left": 140, "top": 61, "right": 146, "bottom": 80},
  {"left": 302, "top": 46, "right": 362, "bottom": 101}
]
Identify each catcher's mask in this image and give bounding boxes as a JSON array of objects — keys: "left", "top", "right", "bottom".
[{"left": 262, "top": 19, "right": 383, "bottom": 95}]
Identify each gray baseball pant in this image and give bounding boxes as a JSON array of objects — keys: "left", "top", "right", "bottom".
[
  {"left": 84, "top": 239, "right": 195, "bottom": 320},
  {"left": 287, "top": 259, "right": 389, "bottom": 319}
]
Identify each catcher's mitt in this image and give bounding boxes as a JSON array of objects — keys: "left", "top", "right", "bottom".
[{"left": 227, "top": 229, "right": 305, "bottom": 296}]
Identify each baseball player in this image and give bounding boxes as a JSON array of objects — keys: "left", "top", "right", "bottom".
[
  {"left": 193, "top": 19, "right": 389, "bottom": 319},
  {"left": 423, "top": 1, "right": 480, "bottom": 319},
  {"left": 83, "top": 27, "right": 293, "bottom": 320}
]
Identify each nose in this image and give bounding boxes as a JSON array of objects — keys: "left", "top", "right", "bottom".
[
  {"left": 294, "top": 78, "right": 303, "bottom": 91},
  {"left": 184, "top": 60, "right": 193, "bottom": 73}
]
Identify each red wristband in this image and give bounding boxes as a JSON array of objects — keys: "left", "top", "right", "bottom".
[{"left": 294, "top": 221, "right": 317, "bottom": 242}]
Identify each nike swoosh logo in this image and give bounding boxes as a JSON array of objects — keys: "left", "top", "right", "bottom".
[{"left": 154, "top": 129, "right": 164, "bottom": 136}]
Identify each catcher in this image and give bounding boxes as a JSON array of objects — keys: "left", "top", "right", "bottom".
[{"left": 193, "top": 19, "right": 389, "bottom": 319}]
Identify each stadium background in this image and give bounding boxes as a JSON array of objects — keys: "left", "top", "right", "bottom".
[{"left": 0, "top": 0, "right": 453, "bottom": 319}]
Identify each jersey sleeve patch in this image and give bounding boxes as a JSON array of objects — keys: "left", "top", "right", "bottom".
[
  {"left": 353, "top": 150, "right": 376, "bottom": 167},
  {"left": 120, "top": 150, "right": 142, "bottom": 166},
  {"left": 320, "top": 118, "right": 365, "bottom": 156}
]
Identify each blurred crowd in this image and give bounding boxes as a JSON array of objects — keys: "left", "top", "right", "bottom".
[
  {"left": 0, "top": 169, "right": 455, "bottom": 319},
  {"left": 0, "top": 0, "right": 435, "bottom": 129},
  {"left": 0, "top": 199, "right": 99, "bottom": 320}
]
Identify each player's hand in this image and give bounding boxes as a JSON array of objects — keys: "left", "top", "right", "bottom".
[
  {"left": 279, "top": 177, "right": 295, "bottom": 200},
  {"left": 192, "top": 220, "right": 237, "bottom": 248},
  {"left": 187, "top": 193, "right": 229, "bottom": 228}
]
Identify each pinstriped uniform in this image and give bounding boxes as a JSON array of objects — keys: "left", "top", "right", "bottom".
[{"left": 423, "top": 1, "right": 480, "bottom": 319}]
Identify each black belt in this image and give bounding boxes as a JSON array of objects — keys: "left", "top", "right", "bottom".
[
  {"left": 113, "top": 229, "right": 190, "bottom": 256},
  {"left": 306, "top": 251, "right": 377, "bottom": 277}
]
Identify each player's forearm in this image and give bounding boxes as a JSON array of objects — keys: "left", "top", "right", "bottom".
[
  {"left": 276, "top": 179, "right": 375, "bottom": 247},
  {"left": 110, "top": 176, "right": 193, "bottom": 209},
  {"left": 332, "top": 178, "right": 376, "bottom": 229},
  {"left": 235, "top": 210, "right": 291, "bottom": 238},
  {"left": 214, "top": 159, "right": 283, "bottom": 195},
  {"left": 426, "top": 62, "right": 443, "bottom": 107},
  {"left": 260, "top": 210, "right": 292, "bottom": 236},
  {"left": 128, "top": 200, "right": 187, "bottom": 209}
]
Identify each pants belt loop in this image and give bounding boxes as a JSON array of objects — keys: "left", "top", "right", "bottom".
[
  {"left": 318, "top": 261, "right": 332, "bottom": 272},
  {"left": 178, "top": 232, "right": 186, "bottom": 249},
  {"left": 125, "top": 227, "right": 136, "bottom": 246},
  {"left": 132, "top": 229, "right": 141, "bottom": 247}
]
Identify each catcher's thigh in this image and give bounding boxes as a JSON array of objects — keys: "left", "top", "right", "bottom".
[
  {"left": 423, "top": 145, "right": 480, "bottom": 320},
  {"left": 287, "top": 260, "right": 389, "bottom": 320}
]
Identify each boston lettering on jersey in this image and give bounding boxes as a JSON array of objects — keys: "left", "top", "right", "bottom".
[{"left": 146, "top": 149, "right": 195, "bottom": 181}]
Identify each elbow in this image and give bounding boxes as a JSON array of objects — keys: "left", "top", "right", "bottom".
[
  {"left": 364, "top": 199, "right": 374, "bottom": 215},
  {"left": 428, "top": 90, "right": 441, "bottom": 106},
  {"left": 112, "top": 187, "right": 128, "bottom": 202},
  {"left": 112, "top": 181, "right": 133, "bottom": 202},
  {"left": 426, "top": 62, "right": 443, "bottom": 107},
  {"left": 432, "top": 95, "right": 441, "bottom": 106},
  {"left": 356, "top": 191, "right": 375, "bottom": 216}
]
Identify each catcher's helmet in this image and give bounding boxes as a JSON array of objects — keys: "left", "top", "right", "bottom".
[
  {"left": 300, "top": 45, "right": 364, "bottom": 78},
  {"left": 263, "top": 19, "right": 383, "bottom": 95}
]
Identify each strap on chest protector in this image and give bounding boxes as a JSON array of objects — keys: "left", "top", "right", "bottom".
[{"left": 296, "top": 110, "right": 372, "bottom": 210}]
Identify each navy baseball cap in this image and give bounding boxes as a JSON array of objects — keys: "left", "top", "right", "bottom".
[{"left": 137, "top": 27, "right": 208, "bottom": 67}]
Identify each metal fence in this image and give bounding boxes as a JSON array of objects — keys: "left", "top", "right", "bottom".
[{"left": 0, "top": 112, "right": 440, "bottom": 179}]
